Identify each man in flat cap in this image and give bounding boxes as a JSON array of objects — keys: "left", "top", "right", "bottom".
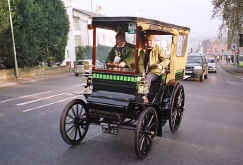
[
  {"left": 140, "top": 35, "right": 170, "bottom": 102},
  {"left": 106, "top": 32, "right": 135, "bottom": 70}
]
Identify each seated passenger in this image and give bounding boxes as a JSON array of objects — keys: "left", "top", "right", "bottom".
[
  {"left": 141, "top": 35, "right": 170, "bottom": 103},
  {"left": 106, "top": 32, "right": 135, "bottom": 69}
]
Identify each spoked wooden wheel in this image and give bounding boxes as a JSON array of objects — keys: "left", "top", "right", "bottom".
[
  {"left": 169, "top": 84, "right": 185, "bottom": 134},
  {"left": 134, "top": 107, "right": 159, "bottom": 159},
  {"left": 60, "top": 99, "right": 89, "bottom": 145}
]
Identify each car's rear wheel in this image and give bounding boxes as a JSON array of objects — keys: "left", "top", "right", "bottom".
[
  {"left": 200, "top": 74, "right": 204, "bottom": 82},
  {"left": 169, "top": 84, "right": 185, "bottom": 134}
]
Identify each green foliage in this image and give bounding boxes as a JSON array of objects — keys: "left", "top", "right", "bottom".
[
  {"left": 212, "top": 0, "right": 241, "bottom": 43},
  {"left": 0, "top": 0, "right": 69, "bottom": 68},
  {"left": 75, "top": 44, "right": 112, "bottom": 63},
  {"left": 0, "top": 0, "right": 9, "bottom": 33},
  {"left": 76, "top": 46, "right": 92, "bottom": 60},
  {"left": 96, "top": 44, "right": 112, "bottom": 63},
  {"left": 76, "top": 46, "right": 88, "bottom": 60},
  {"left": 0, "top": 0, "right": 13, "bottom": 68}
]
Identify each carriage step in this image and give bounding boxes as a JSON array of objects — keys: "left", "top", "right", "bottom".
[
  {"left": 89, "top": 109, "right": 122, "bottom": 122},
  {"left": 101, "top": 123, "right": 119, "bottom": 135}
]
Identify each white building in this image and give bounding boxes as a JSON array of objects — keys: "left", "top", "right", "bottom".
[{"left": 63, "top": 0, "right": 102, "bottom": 66}]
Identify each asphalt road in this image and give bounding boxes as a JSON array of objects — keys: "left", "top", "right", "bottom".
[{"left": 0, "top": 66, "right": 243, "bottom": 165}]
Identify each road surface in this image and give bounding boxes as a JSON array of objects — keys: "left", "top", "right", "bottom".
[{"left": 0, "top": 66, "right": 243, "bottom": 165}]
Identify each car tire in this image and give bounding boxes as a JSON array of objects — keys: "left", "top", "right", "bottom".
[
  {"left": 204, "top": 74, "right": 208, "bottom": 79},
  {"left": 200, "top": 74, "right": 204, "bottom": 82}
]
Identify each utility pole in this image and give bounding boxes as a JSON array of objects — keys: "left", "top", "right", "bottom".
[
  {"left": 7, "top": 0, "right": 19, "bottom": 78},
  {"left": 91, "top": 0, "right": 93, "bottom": 12},
  {"left": 237, "top": 0, "right": 243, "bottom": 64},
  {"left": 235, "top": 0, "right": 242, "bottom": 65}
]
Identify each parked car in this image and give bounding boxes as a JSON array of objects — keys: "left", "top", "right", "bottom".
[
  {"left": 185, "top": 54, "right": 208, "bottom": 82},
  {"left": 48, "top": 62, "right": 61, "bottom": 68},
  {"left": 74, "top": 59, "right": 92, "bottom": 76},
  {"left": 207, "top": 57, "right": 217, "bottom": 73}
]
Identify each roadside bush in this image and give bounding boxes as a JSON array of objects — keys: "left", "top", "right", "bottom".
[{"left": 0, "top": 0, "right": 69, "bottom": 68}]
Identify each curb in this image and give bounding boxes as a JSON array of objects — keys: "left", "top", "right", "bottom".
[
  {"left": 220, "top": 63, "right": 243, "bottom": 76},
  {"left": 0, "top": 72, "right": 73, "bottom": 88},
  {"left": 0, "top": 82, "right": 18, "bottom": 88}
]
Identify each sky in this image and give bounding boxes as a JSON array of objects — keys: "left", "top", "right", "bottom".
[{"left": 71, "top": 0, "right": 222, "bottom": 40}]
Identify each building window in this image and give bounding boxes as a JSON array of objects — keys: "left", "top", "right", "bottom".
[
  {"left": 75, "top": 35, "right": 82, "bottom": 47},
  {"left": 73, "top": 16, "right": 80, "bottom": 31}
]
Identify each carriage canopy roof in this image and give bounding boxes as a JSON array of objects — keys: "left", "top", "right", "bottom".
[{"left": 92, "top": 16, "right": 190, "bottom": 34}]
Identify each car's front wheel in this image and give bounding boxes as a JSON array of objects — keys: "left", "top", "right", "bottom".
[
  {"left": 60, "top": 99, "right": 89, "bottom": 145},
  {"left": 200, "top": 74, "right": 204, "bottom": 82}
]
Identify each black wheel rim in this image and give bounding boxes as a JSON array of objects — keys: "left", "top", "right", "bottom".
[
  {"left": 137, "top": 110, "right": 157, "bottom": 158},
  {"left": 64, "top": 103, "right": 88, "bottom": 142},
  {"left": 170, "top": 86, "right": 184, "bottom": 133}
]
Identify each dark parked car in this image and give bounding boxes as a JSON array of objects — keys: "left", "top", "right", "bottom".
[{"left": 185, "top": 54, "right": 208, "bottom": 82}]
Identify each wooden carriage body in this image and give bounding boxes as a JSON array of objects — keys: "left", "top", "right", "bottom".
[{"left": 60, "top": 16, "right": 190, "bottom": 159}]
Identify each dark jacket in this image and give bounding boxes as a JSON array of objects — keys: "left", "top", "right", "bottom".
[{"left": 106, "top": 43, "right": 135, "bottom": 65}]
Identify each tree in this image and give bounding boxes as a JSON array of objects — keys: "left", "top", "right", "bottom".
[
  {"left": 212, "top": 0, "right": 241, "bottom": 47},
  {"left": 96, "top": 44, "right": 112, "bottom": 63},
  {"left": 0, "top": 0, "right": 9, "bottom": 33},
  {"left": 76, "top": 46, "right": 92, "bottom": 60},
  {"left": 201, "top": 39, "right": 212, "bottom": 54},
  {"left": 76, "top": 46, "right": 88, "bottom": 60},
  {"left": 0, "top": 0, "right": 69, "bottom": 68},
  {"left": 0, "top": 0, "right": 13, "bottom": 68},
  {"left": 34, "top": 0, "right": 69, "bottom": 64}
]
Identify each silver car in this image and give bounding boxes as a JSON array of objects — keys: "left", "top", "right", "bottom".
[
  {"left": 207, "top": 58, "right": 217, "bottom": 73},
  {"left": 74, "top": 60, "right": 92, "bottom": 76},
  {"left": 185, "top": 54, "right": 208, "bottom": 82}
]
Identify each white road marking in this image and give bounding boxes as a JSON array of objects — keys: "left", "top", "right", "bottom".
[
  {"left": 17, "top": 92, "right": 72, "bottom": 106},
  {"left": 22, "top": 95, "right": 80, "bottom": 113},
  {"left": 22, "top": 88, "right": 86, "bottom": 113},
  {"left": 20, "top": 91, "right": 52, "bottom": 98},
  {"left": 57, "top": 84, "right": 82, "bottom": 91},
  {"left": 0, "top": 84, "right": 82, "bottom": 105},
  {"left": 0, "top": 91, "right": 52, "bottom": 104}
]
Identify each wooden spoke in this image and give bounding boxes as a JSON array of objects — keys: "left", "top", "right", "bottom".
[{"left": 60, "top": 99, "right": 89, "bottom": 145}]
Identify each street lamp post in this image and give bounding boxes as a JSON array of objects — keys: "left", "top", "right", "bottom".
[{"left": 7, "top": 0, "right": 19, "bottom": 79}]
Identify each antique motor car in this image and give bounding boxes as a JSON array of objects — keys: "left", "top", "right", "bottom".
[
  {"left": 185, "top": 53, "right": 208, "bottom": 82},
  {"left": 60, "top": 17, "right": 190, "bottom": 159}
]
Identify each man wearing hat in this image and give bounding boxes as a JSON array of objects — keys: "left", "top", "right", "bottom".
[
  {"left": 106, "top": 32, "right": 135, "bottom": 69},
  {"left": 140, "top": 35, "right": 170, "bottom": 102}
]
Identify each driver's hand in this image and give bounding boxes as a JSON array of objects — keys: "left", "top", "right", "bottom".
[
  {"left": 119, "top": 62, "right": 126, "bottom": 67},
  {"left": 156, "top": 64, "right": 163, "bottom": 70}
]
